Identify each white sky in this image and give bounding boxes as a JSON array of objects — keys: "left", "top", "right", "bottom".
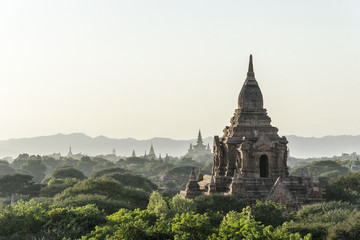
[{"left": 0, "top": 0, "right": 359, "bottom": 140}]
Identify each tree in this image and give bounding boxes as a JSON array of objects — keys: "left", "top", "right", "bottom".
[
  {"left": 50, "top": 167, "right": 86, "bottom": 180},
  {"left": 53, "top": 194, "right": 132, "bottom": 214},
  {"left": 39, "top": 177, "right": 79, "bottom": 197},
  {"left": 0, "top": 163, "right": 15, "bottom": 176},
  {"left": 252, "top": 200, "right": 293, "bottom": 227},
  {"left": 214, "top": 208, "right": 310, "bottom": 240},
  {"left": 171, "top": 212, "right": 214, "bottom": 240},
  {"left": 11, "top": 153, "right": 30, "bottom": 170},
  {"left": 285, "top": 201, "right": 358, "bottom": 240},
  {"left": 0, "top": 173, "right": 40, "bottom": 197},
  {"left": 193, "top": 194, "right": 247, "bottom": 214},
  {"left": 170, "top": 194, "right": 197, "bottom": 216},
  {"left": 20, "top": 159, "right": 46, "bottom": 183},
  {"left": 147, "top": 191, "right": 171, "bottom": 217},
  {"left": 80, "top": 209, "right": 164, "bottom": 240},
  {"left": 327, "top": 211, "right": 360, "bottom": 240},
  {"left": 54, "top": 177, "right": 149, "bottom": 210},
  {"left": 0, "top": 200, "right": 106, "bottom": 240},
  {"left": 42, "top": 156, "right": 59, "bottom": 176},
  {"left": 76, "top": 156, "right": 96, "bottom": 176},
  {"left": 107, "top": 172, "right": 158, "bottom": 193},
  {"left": 91, "top": 167, "right": 129, "bottom": 178},
  {"left": 324, "top": 172, "right": 360, "bottom": 203}
]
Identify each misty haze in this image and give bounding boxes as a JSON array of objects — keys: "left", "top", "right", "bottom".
[{"left": 0, "top": 1, "right": 359, "bottom": 240}]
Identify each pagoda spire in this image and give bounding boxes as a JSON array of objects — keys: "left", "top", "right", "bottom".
[
  {"left": 197, "top": 129, "right": 203, "bottom": 146},
  {"left": 247, "top": 54, "right": 255, "bottom": 78},
  {"left": 149, "top": 143, "right": 155, "bottom": 155},
  {"left": 67, "top": 146, "right": 73, "bottom": 157}
]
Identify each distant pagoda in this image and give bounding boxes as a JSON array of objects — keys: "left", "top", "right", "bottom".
[
  {"left": 147, "top": 143, "right": 157, "bottom": 160},
  {"left": 185, "top": 130, "right": 211, "bottom": 160}
]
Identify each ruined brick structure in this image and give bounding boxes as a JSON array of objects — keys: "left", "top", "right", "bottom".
[{"left": 181, "top": 55, "right": 322, "bottom": 208}]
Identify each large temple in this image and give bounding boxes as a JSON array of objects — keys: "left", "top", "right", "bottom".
[{"left": 181, "top": 55, "right": 322, "bottom": 208}]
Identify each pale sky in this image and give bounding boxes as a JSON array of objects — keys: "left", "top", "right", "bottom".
[{"left": 0, "top": 0, "right": 359, "bottom": 140}]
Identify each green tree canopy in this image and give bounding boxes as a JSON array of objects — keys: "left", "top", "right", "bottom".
[
  {"left": 20, "top": 159, "right": 46, "bottom": 183},
  {"left": 54, "top": 177, "right": 149, "bottom": 210},
  {"left": 0, "top": 164, "right": 15, "bottom": 176},
  {"left": 0, "top": 173, "right": 41, "bottom": 197},
  {"left": 193, "top": 194, "right": 247, "bottom": 215},
  {"left": 324, "top": 172, "right": 360, "bottom": 203},
  {"left": 91, "top": 167, "right": 129, "bottom": 178},
  {"left": 50, "top": 166, "right": 86, "bottom": 180}
]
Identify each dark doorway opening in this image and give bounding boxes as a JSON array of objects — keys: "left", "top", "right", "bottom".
[{"left": 260, "top": 154, "right": 269, "bottom": 178}]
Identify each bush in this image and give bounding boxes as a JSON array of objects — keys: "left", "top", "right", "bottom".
[
  {"left": 42, "top": 204, "right": 107, "bottom": 239},
  {"left": 0, "top": 200, "right": 47, "bottom": 239},
  {"left": 54, "top": 177, "right": 149, "bottom": 210},
  {"left": 171, "top": 212, "right": 214, "bottom": 240},
  {"left": 54, "top": 194, "right": 132, "bottom": 214},
  {"left": 328, "top": 211, "right": 360, "bottom": 240},
  {"left": 194, "top": 194, "right": 247, "bottom": 215},
  {"left": 50, "top": 167, "right": 86, "bottom": 180},
  {"left": 252, "top": 200, "right": 293, "bottom": 227},
  {"left": 40, "top": 177, "right": 79, "bottom": 197},
  {"left": 91, "top": 167, "right": 129, "bottom": 177},
  {"left": 80, "top": 208, "right": 163, "bottom": 240},
  {"left": 108, "top": 172, "right": 158, "bottom": 193}
]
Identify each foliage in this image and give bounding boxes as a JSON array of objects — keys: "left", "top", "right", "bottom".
[
  {"left": 124, "top": 157, "right": 148, "bottom": 165},
  {"left": 40, "top": 177, "right": 79, "bottom": 197},
  {"left": 43, "top": 204, "right": 107, "bottom": 239},
  {"left": 0, "top": 173, "right": 41, "bottom": 197},
  {"left": 213, "top": 207, "right": 310, "bottom": 240},
  {"left": 42, "top": 156, "right": 59, "bottom": 176},
  {"left": 0, "top": 200, "right": 106, "bottom": 240},
  {"left": 289, "top": 160, "right": 348, "bottom": 179},
  {"left": 253, "top": 200, "right": 293, "bottom": 227},
  {"left": 11, "top": 153, "right": 31, "bottom": 170},
  {"left": 51, "top": 166, "right": 86, "bottom": 180},
  {"left": 171, "top": 212, "right": 214, "bottom": 240},
  {"left": 91, "top": 167, "right": 129, "bottom": 178},
  {"left": 80, "top": 208, "right": 167, "bottom": 240},
  {"left": 108, "top": 172, "right": 158, "bottom": 192},
  {"left": 193, "top": 194, "right": 247, "bottom": 214},
  {"left": 76, "top": 156, "right": 97, "bottom": 177},
  {"left": 54, "top": 194, "right": 132, "bottom": 214},
  {"left": 147, "top": 191, "right": 171, "bottom": 217},
  {"left": 170, "top": 194, "right": 197, "bottom": 216},
  {"left": 327, "top": 211, "right": 360, "bottom": 240},
  {"left": 0, "top": 200, "right": 48, "bottom": 239},
  {"left": 54, "top": 177, "right": 149, "bottom": 210},
  {"left": 286, "top": 201, "right": 360, "bottom": 240},
  {"left": 20, "top": 158, "right": 47, "bottom": 183},
  {"left": 323, "top": 172, "right": 360, "bottom": 203},
  {"left": 0, "top": 164, "right": 15, "bottom": 176}
]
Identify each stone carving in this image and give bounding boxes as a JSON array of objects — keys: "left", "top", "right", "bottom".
[{"left": 253, "top": 134, "right": 274, "bottom": 149}]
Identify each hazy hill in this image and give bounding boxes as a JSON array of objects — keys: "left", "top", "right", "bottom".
[
  {"left": 0, "top": 133, "right": 213, "bottom": 159},
  {"left": 287, "top": 135, "right": 360, "bottom": 158},
  {"left": 0, "top": 133, "right": 359, "bottom": 159}
]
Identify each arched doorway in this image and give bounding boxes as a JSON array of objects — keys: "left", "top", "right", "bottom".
[{"left": 259, "top": 154, "right": 269, "bottom": 178}]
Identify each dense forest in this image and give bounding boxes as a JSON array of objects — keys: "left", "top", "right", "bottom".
[{"left": 0, "top": 153, "right": 359, "bottom": 239}]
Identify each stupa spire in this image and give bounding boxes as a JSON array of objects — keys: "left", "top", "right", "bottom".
[
  {"left": 247, "top": 54, "right": 255, "bottom": 78},
  {"left": 197, "top": 129, "right": 203, "bottom": 145}
]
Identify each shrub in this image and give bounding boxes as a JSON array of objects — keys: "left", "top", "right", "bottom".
[{"left": 193, "top": 194, "right": 247, "bottom": 214}]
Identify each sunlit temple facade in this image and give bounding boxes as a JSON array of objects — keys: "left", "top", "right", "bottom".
[{"left": 181, "top": 55, "right": 322, "bottom": 208}]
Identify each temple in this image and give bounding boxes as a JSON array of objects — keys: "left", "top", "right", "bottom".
[
  {"left": 185, "top": 130, "right": 211, "bottom": 161},
  {"left": 181, "top": 55, "right": 322, "bottom": 208},
  {"left": 147, "top": 143, "right": 157, "bottom": 160}
]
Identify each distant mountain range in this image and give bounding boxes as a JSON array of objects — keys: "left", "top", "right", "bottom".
[{"left": 0, "top": 133, "right": 359, "bottom": 159}]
